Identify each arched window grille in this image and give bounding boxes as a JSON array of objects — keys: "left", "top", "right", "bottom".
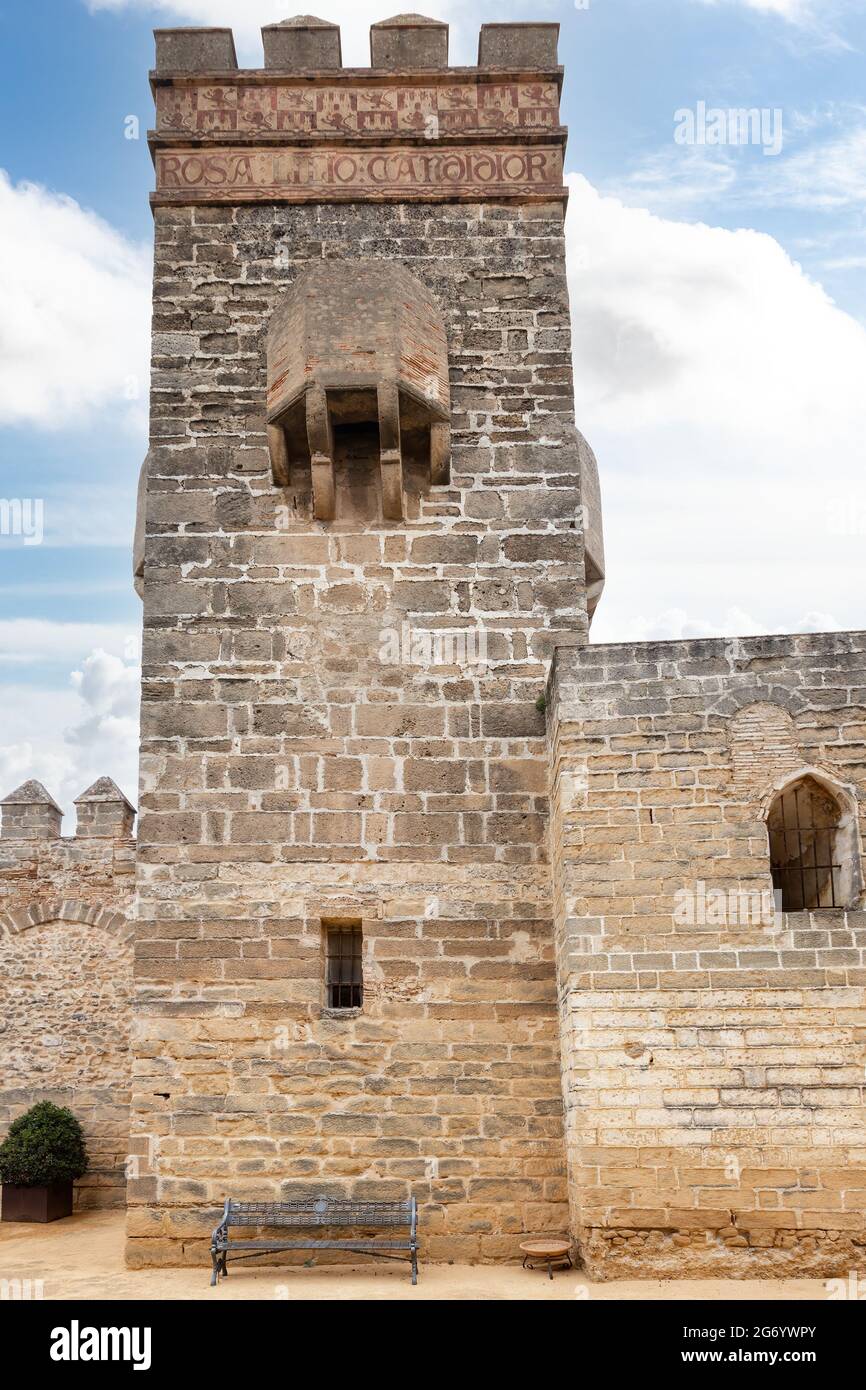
[{"left": 767, "top": 776, "right": 843, "bottom": 910}]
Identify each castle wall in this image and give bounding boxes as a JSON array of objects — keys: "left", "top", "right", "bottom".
[
  {"left": 548, "top": 632, "right": 866, "bottom": 1277},
  {"left": 0, "top": 831, "right": 135, "bottom": 1209}
]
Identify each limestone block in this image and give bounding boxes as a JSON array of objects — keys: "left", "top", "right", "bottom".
[
  {"left": 154, "top": 28, "right": 237, "bottom": 73},
  {"left": 75, "top": 777, "right": 136, "bottom": 840},
  {"left": 262, "top": 16, "right": 342, "bottom": 71},
  {"left": 370, "top": 15, "right": 448, "bottom": 70},
  {"left": 0, "top": 780, "right": 62, "bottom": 840},
  {"left": 478, "top": 23, "right": 559, "bottom": 68}
]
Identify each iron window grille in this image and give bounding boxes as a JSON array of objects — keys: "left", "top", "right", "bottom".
[
  {"left": 768, "top": 782, "right": 842, "bottom": 911},
  {"left": 326, "top": 926, "right": 363, "bottom": 1009}
]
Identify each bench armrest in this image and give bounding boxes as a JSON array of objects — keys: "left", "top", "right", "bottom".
[{"left": 211, "top": 1198, "right": 231, "bottom": 1247}]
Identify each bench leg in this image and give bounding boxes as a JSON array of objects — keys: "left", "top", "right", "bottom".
[
  {"left": 210, "top": 1250, "right": 220, "bottom": 1288},
  {"left": 411, "top": 1246, "right": 418, "bottom": 1287}
]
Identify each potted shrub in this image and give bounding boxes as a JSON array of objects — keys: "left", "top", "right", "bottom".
[{"left": 0, "top": 1102, "right": 87, "bottom": 1222}]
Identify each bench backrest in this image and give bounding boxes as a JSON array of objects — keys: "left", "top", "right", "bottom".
[{"left": 224, "top": 1197, "right": 416, "bottom": 1231}]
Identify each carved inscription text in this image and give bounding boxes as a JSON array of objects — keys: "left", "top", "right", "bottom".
[{"left": 154, "top": 144, "right": 565, "bottom": 203}]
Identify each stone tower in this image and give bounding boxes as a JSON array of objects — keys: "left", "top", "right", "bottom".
[
  {"left": 0, "top": 9, "right": 860, "bottom": 1283},
  {"left": 130, "top": 13, "right": 603, "bottom": 1265}
]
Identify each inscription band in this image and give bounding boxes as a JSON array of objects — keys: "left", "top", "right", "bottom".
[{"left": 153, "top": 144, "right": 565, "bottom": 204}]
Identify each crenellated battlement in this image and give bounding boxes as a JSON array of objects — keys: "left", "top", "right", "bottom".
[
  {"left": 149, "top": 16, "right": 566, "bottom": 206},
  {"left": 153, "top": 17, "right": 560, "bottom": 76},
  {"left": 0, "top": 777, "right": 136, "bottom": 840}
]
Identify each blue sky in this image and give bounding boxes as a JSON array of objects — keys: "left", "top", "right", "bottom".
[{"left": 1, "top": 0, "right": 865, "bottom": 817}]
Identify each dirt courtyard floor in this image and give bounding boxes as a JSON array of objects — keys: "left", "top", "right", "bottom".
[{"left": 0, "top": 1211, "right": 840, "bottom": 1301}]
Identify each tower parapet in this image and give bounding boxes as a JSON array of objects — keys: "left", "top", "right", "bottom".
[{"left": 149, "top": 18, "right": 567, "bottom": 210}]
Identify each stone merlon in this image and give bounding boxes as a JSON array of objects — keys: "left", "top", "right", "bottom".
[
  {"left": 0, "top": 780, "right": 63, "bottom": 840},
  {"left": 74, "top": 778, "right": 137, "bottom": 840},
  {"left": 262, "top": 15, "right": 342, "bottom": 71},
  {"left": 370, "top": 14, "right": 449, "bottom": 70}
]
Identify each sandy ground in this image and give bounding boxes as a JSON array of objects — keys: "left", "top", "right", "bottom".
[{"left": 0, "top": 1211, "right": 837, "bottom": 1301}]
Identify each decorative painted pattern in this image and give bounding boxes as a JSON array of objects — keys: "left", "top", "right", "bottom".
[{"left": 156, "top": 80, "right": 561, "bottom": 137}]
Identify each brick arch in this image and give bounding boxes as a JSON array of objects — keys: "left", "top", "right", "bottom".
[
  {"left": 710, "top": 682, "right": 810, "bottom": 719},
  {"left": 0, "top": 900, "right": 130, "bottom": 939},
  {"left": 728, "top": 701, "right": 802, "bottom": 796}
]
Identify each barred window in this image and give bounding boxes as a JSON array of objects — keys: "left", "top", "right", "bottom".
[
  {"left": 768, "top": 776, "right": 842, "bottom": 911},
  {"left": 325, "top": 926, "right": 363, "bottom": 1010}
]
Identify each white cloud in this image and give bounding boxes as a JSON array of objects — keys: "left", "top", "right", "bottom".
[
  {"left": 38, "top": 484, "right": 141, "bottom": 549},
  {"left": 823, "top": 256, "right": 866, "bottom": 271},
  {"left": 762, "top": 125, "right": 866, "bottom": 209},
  {"left": 567, "top": 173, "right": 866, "bottom": 433},
  {"left": 0, "top": 649, "right": 140, "bottom": 823},
  {"left": 84, "top": 0, "right": 544, "bottom": 65},
  {"left": 0, "top": 171, "right": 151, "bottom": 430},
  {"left": 0, "top": 484, "right": 140, "bottom": 551},
  {"left": 691, "top": 0, "right": 820, "bottom": 21},
  {"left": 564, "top": 175, "right": 866, "bottom": 643},
  {"left": 688, "top": 0, "right": 863, "bottom": 53},
  {"left": 611, "top": 606, "right": 842, "bottom": 643},
  {"left": 0, "top": 620, "right": 137, "bottom": 666},
  {"left": 745, "top": 0, "right": 810, "bottom": 12},
  {"left": 610, "top": 113, "right": 866, "bottom": 220},
  {"left": 610, "top": 144, "right": 737, "bottom": 218}
]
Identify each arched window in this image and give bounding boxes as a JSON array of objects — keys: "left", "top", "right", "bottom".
[{"left": 767, "top": 774, "right": 858, "bottom": 910}]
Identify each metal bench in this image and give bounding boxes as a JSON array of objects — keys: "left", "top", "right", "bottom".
[{"left": 210, "top": 1196, "right": 419, "bottom": 1286}]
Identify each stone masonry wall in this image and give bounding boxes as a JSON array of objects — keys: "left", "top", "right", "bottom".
[
  {"left": 0, "top": 830, "right": 135, "bottom": 1209},
  {"left": 130, "top": 197, "right": 593, "bottom": 1265},
  {"left": 548, "top": 632, "right": 866, "bottom": 1277}
]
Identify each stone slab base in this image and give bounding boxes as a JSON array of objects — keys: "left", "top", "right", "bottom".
[{"left": 580, "top": 1227, "right": 866, "bottom": 1280}]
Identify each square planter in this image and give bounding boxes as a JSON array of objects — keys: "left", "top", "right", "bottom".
[{"left": 1, "top": 1182, "right": 73, "bottom": 1223}]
